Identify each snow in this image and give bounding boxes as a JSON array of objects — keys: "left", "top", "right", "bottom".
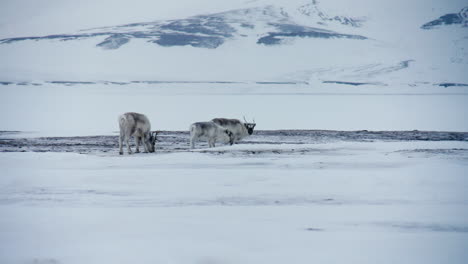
[{"left": 1, "top": 141, "right": 468, "bottom": 264}]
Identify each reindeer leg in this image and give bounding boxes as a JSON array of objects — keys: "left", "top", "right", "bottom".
[
  {"left": 135, "top": 136, "right": 141, "bottom": 153},
  {"left": 119, "top": 132, "right": 124, "bottom": 155},
  {"left": 126, "top": 136, "right": 132, "bottom": 154},
  {"left": 142, "top": 134, "right": 149, "bottom": 153},
  {"left": 190, "top": 137, "right": 195, "bottom": 149}
]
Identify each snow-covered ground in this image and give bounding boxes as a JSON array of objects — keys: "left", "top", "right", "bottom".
[{"left": 1, "top": 140, "right": 468, "bottom": 264}]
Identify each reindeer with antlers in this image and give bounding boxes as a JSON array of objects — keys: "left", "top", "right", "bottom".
[
  {"left": 118, "top": 112, "right": 159, "bottom": 155},
  {"left": 211, "top": 116, "right": 256, "bottom": 145}
]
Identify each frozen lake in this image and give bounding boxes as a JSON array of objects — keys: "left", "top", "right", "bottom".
[{"left": 1, "top": 82, "right": 468, "bottom": 136}]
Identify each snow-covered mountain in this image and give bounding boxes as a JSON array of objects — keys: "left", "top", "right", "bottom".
[
  {"left": 0, "top": 0, "right": 467, "bottom": 85},
  {"left": 0, "top": 5, "right": 367, "bottom": 50}
]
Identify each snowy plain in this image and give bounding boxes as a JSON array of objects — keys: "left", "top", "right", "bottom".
[
  {"left": 1, "top": 0, "right": 468, "bottom": 263},
  {"left": 1, "top": 140, "right": 468, "bottom": 264}
]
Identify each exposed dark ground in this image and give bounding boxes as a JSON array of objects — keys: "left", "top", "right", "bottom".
[{"left": 1, "top": 130, "right": 467, "bottom": 155}]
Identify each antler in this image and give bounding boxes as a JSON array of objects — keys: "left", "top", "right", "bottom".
[{"left": 244, "top": 116, "right": 255, "bottom": 124}]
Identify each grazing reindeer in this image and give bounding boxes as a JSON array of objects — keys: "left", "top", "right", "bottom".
[
  {"left": 211, "top": 117, "right": 256, "bottom": 144},
  {"left": 118, "top": 112, "right": 158, "bottom": 155},
  {"left": 190, "top": 121, "right": 234, "bottom": 149}
]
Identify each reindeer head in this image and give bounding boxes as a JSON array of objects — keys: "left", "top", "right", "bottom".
[
  {"left": 243, "top": 117, "right": 256, "bottom": 135},
  {"left": 146, "top": 131, "right": 159, "bottom": 153}
]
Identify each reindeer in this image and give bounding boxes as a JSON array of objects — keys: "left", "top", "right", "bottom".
[
  {"left": 211, "top": 117, "right": 256, "bottom": 144},
  {"left": 190, "top": 121, "right": 234, "bottom": 149},
  {"left": 118, "top": 112, "right": 158, "bottom": 155}
]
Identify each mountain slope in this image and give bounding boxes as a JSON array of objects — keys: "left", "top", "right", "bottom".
[{"left": 0, "top": 0, "right": 466, "bottom": 85}]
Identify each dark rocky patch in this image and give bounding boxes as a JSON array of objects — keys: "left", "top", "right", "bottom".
[
  {"left": 153, "top": 33, "right": 225, "bottom": 49},
  {"left": 47, "top": 81, "right": 96, "bottom": 86},
  {"left": 97, "top": 35, "right": 130, "bottom": 49},
  {"left": 1, "top": 130, "right": 467, "bottom": 155},
  {"left": 0, "top": 33, "right": 109, "bottom": 44},
  {"left": 437, "top": 82, "right": 468, "bottom": 88},
  {"left": 257, "top": 25, "right": 366, "bottom": 45},
  {"left": 377, "top": 222, "right": 468, "bottom": 233},
  {"left": 0, "top": 80, "right": 246, "bottom": 86},
  {"left": 421, "top": 7, "right": 468, "bottom": 29},
  {"left": 322, "top": 81, "right": 373, "bottom": 86},
  {"left": 256, "top": 81, "right": 306, "bottom": 85},
  {"left": 160, "top": 17, "right": 235, "bottom": 37}
]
